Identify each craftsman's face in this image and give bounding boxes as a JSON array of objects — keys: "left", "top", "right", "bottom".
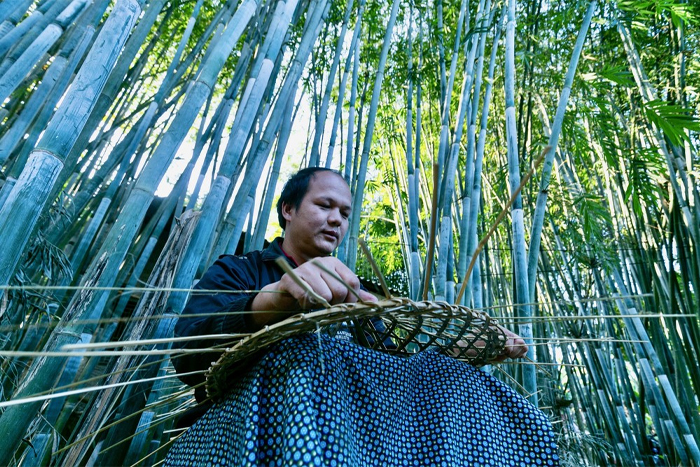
[{"left": 282, "top": 172, "right": 352, "bottom": 261}]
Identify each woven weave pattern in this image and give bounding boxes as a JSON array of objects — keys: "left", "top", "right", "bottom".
[{"left": 206, "top": 298, "right": 507, "bottom": 400}]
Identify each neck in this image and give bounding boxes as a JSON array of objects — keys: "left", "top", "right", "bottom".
[
  {"left": 279, "top": 239, "right": 300, "bottom": 266},
  {"left": 280, "top": 237, "right": 308, "bottom": 265}
]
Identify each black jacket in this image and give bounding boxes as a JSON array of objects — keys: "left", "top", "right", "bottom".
[{"left": 173, "top": 237, "right": 294, "bottom": 401}]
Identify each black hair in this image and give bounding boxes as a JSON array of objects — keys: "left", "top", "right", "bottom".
[{"left": 277, "top": 167, "right": 344, "bottom": 229}]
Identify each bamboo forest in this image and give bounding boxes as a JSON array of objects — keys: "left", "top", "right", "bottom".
[{"left": 0, "top": 0, "right": 698, "bottom": 464}]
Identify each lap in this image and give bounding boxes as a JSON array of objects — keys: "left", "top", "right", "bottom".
[{"left": 165, "top": 334, "right": 559, "bottom": 467}]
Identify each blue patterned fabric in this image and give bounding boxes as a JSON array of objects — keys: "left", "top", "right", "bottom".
[{"left": 165, "top": 334, "right": 559, "bottom": 466}]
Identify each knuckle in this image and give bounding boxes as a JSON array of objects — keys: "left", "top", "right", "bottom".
[{"left": 348, "top": 275, "right": 360, "bottom": 289}]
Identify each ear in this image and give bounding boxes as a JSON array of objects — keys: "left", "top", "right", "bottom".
[{"left": 282, "top": 202, "right": 294, "bottom": 223}]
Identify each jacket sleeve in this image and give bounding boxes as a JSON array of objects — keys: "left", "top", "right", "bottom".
[{"left": 171, "top": 255, "right": 260, "bottom": 391}]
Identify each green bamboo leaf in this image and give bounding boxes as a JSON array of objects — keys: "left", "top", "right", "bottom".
[
  {"left": 617, "top": 0, "right": 656, "bottom": 19},
  {"left": 618, "top": 0, "right": 698, "bottom": 24},
  {"left": 594, "top": 65, "right": 635, "bottom": 87},
  {"left": 642, "top": 100, "right": 700, "bottom": 146}
]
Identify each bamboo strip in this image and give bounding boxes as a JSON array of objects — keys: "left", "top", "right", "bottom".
[
  {"left": 61, "top": 335, "right": 647, "bottom": 350},
  {"left": 275, "top": 257, "right": 331, "bottom": 308},
  {"left": 0, "top": 284, "right": 655, "bottom": 308},
  {"left": 62, "top": 334, "right": 246, "bottom": 349},
  {"left": 0, "top": 349, "right": 222, "bottom": 357},
  {"left": 457, "top": 146, "right": 549, "bottom": 303},
  {"left": 0, "top": 310, "right": 688, "bottom": 333},
  {"left": 52, "top": 382, "right": 198, "bottom": 455},
  {"left": 79, "top": 394, "right": 193, "bottom": 456},
  {"left": 0, "top": 285, "right": 275, "bottom": 294},
  {"left": 129, "top": 429, "right": 185, "bottom": 467},
  {"left": 4, "top": 338, "right": 641, "bottom": 358},
  {"left": 359, "top": 237, "right": 392, "bottom": 298},
  {"left": 0, "top": 370, "right": 203, "bottom": 408}
]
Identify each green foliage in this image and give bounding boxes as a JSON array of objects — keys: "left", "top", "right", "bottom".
[
  {"left": 618, "top": 0, "right": 699, "bottom": 26},
  {"left": 556, "top": 431, "right": 618, "bottom": 467},
  {"left": 24, "top": 232, "right": 73, "bottom": 282},
  {"left": 543, "top": 138, "right": 618, "bottom": 270},
  {"left": 573, "top": 192, "right": 612, "bottom": 240},
  {"left": 1, "top": 0, "right": 699, "bottom": 464},
  {"left": 586, "top": 64, "right": 635, "bottom": 87},
  {"left": 642, "top": 99, "right": 700, "bottom": 146},
  {"left": 624, "top": 147, "right": 665, "bottom": 217},
  {"left": 356, "top": 173, "right": 409, "bottom": 294}
]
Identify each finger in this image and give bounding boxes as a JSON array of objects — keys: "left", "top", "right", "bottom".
[
  {"left": 505, "top": 340, "right": 519, "bottom": 359},
  {"left": 279, "top": 272, "right": 332, "bottom": 309},
  {"left": 320, "top": 270, "right": 352, "bottom": 305},
  {"left": 309, "top": 258, "right": 364, "bottom": 304},
  {"left": 511, "top": 335, "right": 528, "bottom": 359},
  {"left": 517, "top": 341, "right": 529, "bottom": 358},
  {"left": 297, "top": 272, "right": 335, "bottom": 307},
  {"left": 500, "top": 327, "right": 526, "bottom": 356},
  {"left": 358, "top": 290, "right": 378, "bottom": 303},
  {"left": 301, "top": 265, "right": 366, "bottom": 307},
  {"left": 324, "top": 259, "right": 363, "bottom": 299},
  {"left": 503, "top": 336, "right": 528, "bottom": 360}
]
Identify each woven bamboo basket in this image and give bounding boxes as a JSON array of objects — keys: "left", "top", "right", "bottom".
[{"left": 205, "top": 298, "right": 507, "bottom": 400}]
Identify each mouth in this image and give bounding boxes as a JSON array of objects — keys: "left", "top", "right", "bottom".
[{"left": 321, "top": 230, "right": 339, "bottom": 241}]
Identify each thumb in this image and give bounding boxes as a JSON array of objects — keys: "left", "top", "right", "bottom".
[{"left": 358, "top": 290, "right": 378, "bottom": 303}]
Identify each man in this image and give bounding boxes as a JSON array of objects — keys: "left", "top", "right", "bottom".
[
  {"left": 174, "top": 167, "right": 526, "bottom": 388},
  {"left": 167, "top": 167, "right": 556, "bottom": 467},
  {"left": 172, "top": 168, "right": 377, "bottom": 400},
  {"left": 248, "top": 167, "right": 376, "bottom": 321}
]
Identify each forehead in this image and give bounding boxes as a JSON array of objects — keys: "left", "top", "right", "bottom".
[{"left": 305, "top": 172, "right": 352, "bottom": 205}]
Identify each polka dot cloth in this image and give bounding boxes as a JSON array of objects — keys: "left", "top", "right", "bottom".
[{"left": 165, "top": 334, "right": 559, "bottom": 466}]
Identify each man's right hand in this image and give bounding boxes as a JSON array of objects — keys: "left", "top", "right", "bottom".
[{"left": 249, "top": 257, "right": 376, "bottom": 327}]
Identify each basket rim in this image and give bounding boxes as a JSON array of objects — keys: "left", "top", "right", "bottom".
[{"left": 204, "top": 297, "right": 507, "bottom": 400}]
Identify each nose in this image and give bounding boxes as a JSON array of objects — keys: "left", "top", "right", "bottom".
[{"left": 327, "top": 208, "right": 342, "bottom": 226}]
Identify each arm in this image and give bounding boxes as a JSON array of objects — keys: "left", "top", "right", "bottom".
[
  {"left": 172, "top": 255, "right": 375, "bottom": 393},
  {"left": 172, "top": 255, "right": 259, "bottom": 390}
]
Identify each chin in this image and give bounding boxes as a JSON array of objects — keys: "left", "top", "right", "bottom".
[
  {"left": 314, "top": 242, "right": 337, "bottom": 256},
  {"left": 319, "top": 246, "right": 336, "bottom": 256}
]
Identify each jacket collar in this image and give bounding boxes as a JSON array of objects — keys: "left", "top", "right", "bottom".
[{"left": 261, "top": 237, "right": 297, "bottom": 267}]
